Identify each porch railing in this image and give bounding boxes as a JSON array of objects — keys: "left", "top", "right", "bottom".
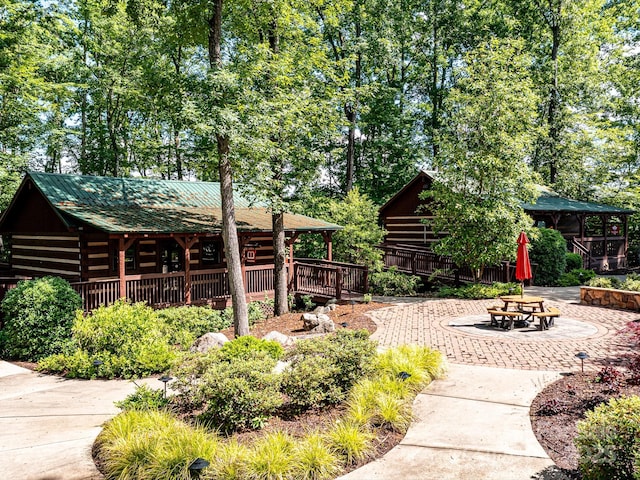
[
  {"left": 293, "top": 259, "right": 368, "bottom": 299},
  {"left": 379, "top": 244, "right": 517, "bottom": 285}
]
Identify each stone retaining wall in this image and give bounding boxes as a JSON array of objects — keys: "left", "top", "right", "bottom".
[{"left": 580, "top": 286, "right": 640, "bottom": 311}]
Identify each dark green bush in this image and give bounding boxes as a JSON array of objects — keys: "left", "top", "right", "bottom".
[
  {"left": 281, "top": 355, "right": 343, "bottom": 411},
  {"left": 219, "top": 335, "right": 284, "bottom": 361},
  {"left": 195, "top": 354, "right": 283, "bottom": 434},
  {"left": 285, "top": 330, "right": 377, "bottom": 398},
  {"left": 575, "top": 395, "right": 640, "bottom": 480},
  {"left": 557, "top": 269, "right": 597, "bottom": 287},
  {"left": 38, "top": 300, "right": 175, "bottom": 378},
  {"left": 436, "top": 282, "right": 520, "bottom": 299},
  {"left": 156, "top": 305, "right": 231, "bottom": 348},
  {"left": 369, "top": 267, "right": 422, "bottom": 296},
  {"left": 566, "top": 252, "right": 583, "bottom": 271},
  {"left": 529, "top": 228, "right": 567, "bottom": 286},
  {"left": 0, "top": 276, "right": 82, "bottom": 360}
]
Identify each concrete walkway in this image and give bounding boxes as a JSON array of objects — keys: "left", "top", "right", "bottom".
[{"left": 2, "top": 286, "right": 638, "bottom": 479}]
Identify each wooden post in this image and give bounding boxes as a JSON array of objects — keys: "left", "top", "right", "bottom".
[
  {"left": 285, "top": 232, "right": 300, "bottom": 288},
  {"left": 118, "top": 236, "right": 136, "bottom": 300},
  {"left": 175, "top": 236, "right": 198, "bottom": 305},
  {"left": 321, "top": 231, "right": 333, "bottom": 261},
  {"left": 335, "top": 267, "right": 343, "bottom": 300},
  {"left": 624, "top": 215, "right": 629, "bottom": 267}
]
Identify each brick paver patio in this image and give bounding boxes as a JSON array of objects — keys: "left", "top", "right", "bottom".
[{"left": 369, "top": 298, "right": 640, "bottom": 371}]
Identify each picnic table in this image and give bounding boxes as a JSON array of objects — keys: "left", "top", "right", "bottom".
[{"left": 487, "top": 295, "right": 560, "bottom": 330}]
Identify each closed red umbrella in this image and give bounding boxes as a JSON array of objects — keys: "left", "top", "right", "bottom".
[{"left": 516, "top": 231, "right": 532, "bottom": 297}]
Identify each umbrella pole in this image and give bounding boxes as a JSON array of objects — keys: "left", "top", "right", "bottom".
[{"left": 521, "top": 281, "right": 524, "bottom": 298}]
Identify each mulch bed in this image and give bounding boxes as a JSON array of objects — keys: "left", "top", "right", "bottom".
[
  {"left": 530, "top": 371, "right": 640, "bottom": 478},
  {"left": 219, "top": 301, "right": 388, "bottom": 339}
]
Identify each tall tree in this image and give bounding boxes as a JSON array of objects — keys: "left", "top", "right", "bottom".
[{"left": 428, "top": 39, "right": 540, "bottom": 281}]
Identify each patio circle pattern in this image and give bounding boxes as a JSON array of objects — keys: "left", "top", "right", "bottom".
[{"left": 369, "top": 298, "right": 640, "bottom": 371}]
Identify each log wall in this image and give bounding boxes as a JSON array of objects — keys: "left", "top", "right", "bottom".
[{"left": 10, "top": 234, "right": 81, "bottom": 280}]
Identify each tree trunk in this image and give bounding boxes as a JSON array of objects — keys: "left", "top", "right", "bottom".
[
  {"left": 272, "top": 212, "right": 288, "bottom": 316},
  {"left": 547, "top": 23, "right": 561, "bottom": 184},
  {"left": 209, "top": 0, "right": 249, "bottom": 336},
  {"left": 219, "top": 135, "right": 249, "bottom": 336}
]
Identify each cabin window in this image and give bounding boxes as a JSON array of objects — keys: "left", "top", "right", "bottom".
[
  {"left": 112, "top": 245, "right": 137, "bottom": 272},
  {"left": 160, "top": 241, "right": 183, "bottom": 272},
  {"left": 584, "top": 216, "right": 603, "bottom": 237},
  {"left": 201, "top": 240, "right": 222, "bottom": 266}
]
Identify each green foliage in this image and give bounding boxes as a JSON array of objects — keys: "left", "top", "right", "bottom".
[
  {"left": 375, "top": 345, "right": 446, "bottom": 393},
  {"left": 362, "top": 293, "right": 372, "bottom": 304},
  {"left": 620, "top": 274, "right": 640, "bottom": 293},
  {"left": 219, "top": 336, "right": 284, "bottom": 361},
  {"left": 566, "top": 253, "right": 584, "bottom": 272},
  {"left": 38, "top": 300, "right": 175, "bottom": 378},
  {"left": 157, "top": 306, "right": 231, "bottom": 348},
  {"left": 557, "top": 269, "right": 597, "bottom": 287},
  {"left": 115, "top": 384, "right": 169, "bottom": 411},
  {"left": 285, "top": 330, "right": 378, "bottom": 402},
  {"left": 325, "top": 421, "right": 375, "bottom": 465},
  {"left": 191, "top": 354, "right": 283, "bottom": 434},
  {"left": 369, "top": 267, "right": 422, "bottom": 296},
  {"left": 0, "top": 277, "right": 82, "bottom": 361},
  {"left": 575, "top": 396, "right": 640, "bottom": 480},
  {"left": 96, "top": 410, "right": 218, "bottom": 480},
  {"left": 291, "top": 432, "right": 341, "bottom": 480},
  {"left": 587, "top": 277, "right": 617, "bottom": 289},
  {"left": 281, "top": 355, "right": 343, "bottom": 412},
  {"left": 428, "top": 38, "right": 540, "bottom": 282},
  {"left": 244, "top": 431, "right": 294, "bottom": 480},
  {"left": 436, "top": 282, "right": 520, "bottom": 300},
  {"left": 529, "top": 228, "right": 567, "bottom": 286},
  {"left": 301, "top": 295, "right": 316, "bottom": 311}
]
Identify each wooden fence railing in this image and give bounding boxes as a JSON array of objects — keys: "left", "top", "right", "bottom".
[
  {"left": 379, "top": 244, "right": 519, "bottom": 285},
  {"left": 293, "top": 259, "right": 368, "bottom": 299}
]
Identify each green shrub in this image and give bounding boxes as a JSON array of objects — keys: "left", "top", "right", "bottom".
[
  {"left": 557, "top": 268, "right": 597, "bottom": 287},
  {"left": 621, "top": 274, "right": 640, "bottom": 293},
  {"left": 529, "top": 228, "right": 567, "bottom": 286},
  {"left": 0, "top": 276, "right": 82, "bottom": 360},
  {"left": 588, "top": 277, "right": 616, "bottom": 289},
  {"left": 369, "top": 266, "right": 422, "bottom": 296},
  {"left": 376, "top": 345, "right": 446, "bottom": 392},
  {"left": 281, "top": 355, "right": 343, "bottom": 411},
  {"left": 157, "top": 305, "right": 231, "bottom": 348},
  {"left": 219, "top": 335, "right": 284, "bottom": 361},
  {"left": 436, "top": 282, "right": 520, "bottom": 299},
  {"left": 115, "top": 384, "right": 169, "bottom": 411},
  {"left": 285, "top": 330, "right": 378, "bottom": 398},
  {"left": 566, "top": 252, "right": 584, "bottom": 271},
  {"left": 575, "top": 395, "right": 640, "bottom": 480},
  {"left": 39, "top": 300, "right": 175, "bottom": 378},
  {"left": 194, "top": 354, "right": 283, "bottom": 434}
]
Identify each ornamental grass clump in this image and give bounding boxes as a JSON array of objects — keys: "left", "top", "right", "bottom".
[
  {"left": 244, "top": 431, "right": 295, "bottom": 480},
  {"left": 291, "top": 431, "right": 341, "bottom": 480},
  {"left": 325, "top": 421, "right": 375, "bottom": 465},
  {"left": 376, "top": 344, "right": 446, "bottom": 392},
  {"left": 208, "top": 439, "right": 250, "bottom": 480}
]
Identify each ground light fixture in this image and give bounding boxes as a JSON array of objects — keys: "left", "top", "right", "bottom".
[
  {"left": 188, "top": 458, "right": 210, "bottom": 479},
  {"left": 158, "top": 375, "right": 172, "bottom": 399},
  {"left": 398, "top": 371, "right": 411, "bottom": 381},
  {"left": 351, "top": 299, "right": 356, "bottom": 313},
  {"left": 575, "top": 352, "right": 589, "bottom": 372},
  {"left": 340, "top": 321, "right": 349, "bottom": 328}
]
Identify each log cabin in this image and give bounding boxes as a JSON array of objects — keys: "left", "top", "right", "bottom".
[
  {"left": 0, "top": 172, "right": 365, "bottom": 310},
  {"left": 379, "top": 171, "right": 634, "bottom": 273}
]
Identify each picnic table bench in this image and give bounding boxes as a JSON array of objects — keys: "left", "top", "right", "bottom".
[
  {"left": 531, "top": 306, "right": 561, "bottom": 330},
  {"left": 487, "top": 307, "right": 526, "bottom": 330}
]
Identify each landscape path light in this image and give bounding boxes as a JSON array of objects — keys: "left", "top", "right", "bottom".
[
  {"left": 575, "top": 352, "right": 589, "bottom": 373},
  {"left": 158, "top": 375, "right": 172, "bottom": 399},
  {"left": 188, "top": 458, "right": 210, "bottom": 479}
]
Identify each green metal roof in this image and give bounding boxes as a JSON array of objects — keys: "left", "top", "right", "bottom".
[
  {"left": 26, "top": 172, "right": 341, "bottom": 234},
  {"left": 522, "top": 187, "right": 634, "bottom": 215}
]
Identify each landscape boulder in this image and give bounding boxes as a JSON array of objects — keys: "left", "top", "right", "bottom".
[
  {"left": 301, "top": 312, "right": 335, "bottom": 333},
  {"left": 190, "top": 332, "right": 229, "bottom": 353},
  {"left": 263, "top": 330, "right": 296, "bottom": 347}
]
